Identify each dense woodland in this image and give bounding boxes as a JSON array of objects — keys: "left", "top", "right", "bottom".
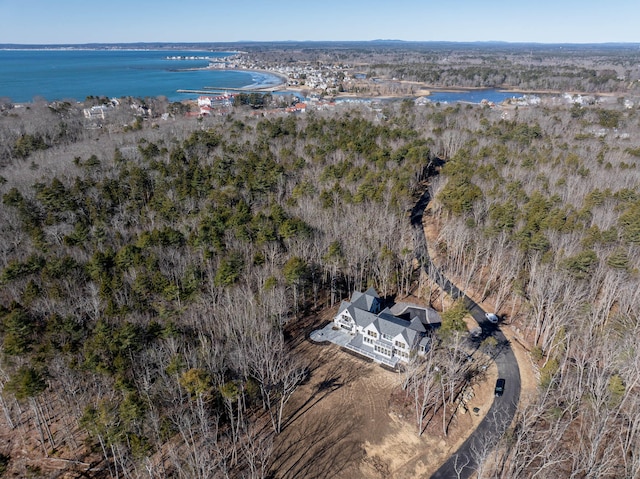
[
  {"left": 0, "top": 100, "right": 432, "bottom": 477},
  {"left": 426, "top": 101, "right": 640, "bottom": 477},
  {"left": 1, "top": 51, "right": 640, "bottom": 477}
]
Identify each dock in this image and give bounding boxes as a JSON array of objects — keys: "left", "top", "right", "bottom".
[{"left": 177, "top": 86, "right": 283, "bottom": 95}]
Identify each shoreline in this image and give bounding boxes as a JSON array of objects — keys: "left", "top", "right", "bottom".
[
  {"left": 178, "top": 64, "right": 289, "bottom": 91},
  {"left": 237, "top": 68, "right": 289, "bottom": 90}
]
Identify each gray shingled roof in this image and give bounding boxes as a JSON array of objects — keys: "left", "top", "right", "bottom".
[
  {"left": 337, "top": 300, "right": 351, "bottom": 315},
  {"left": 409, "top": 316, "right": 427, "bottom": 333},
  {"left": 375, "top": 308, "right": 421, "bottom": 345},
  {"left": 389, "top": 302, "right": 442, "bottom": 326},
  {"left": 337, "top": 301, "right": 377, "bottom": 328},
  {"left": 364, "top": 286, "right": 380, "bottom": 298},
  {"left": 350, "top": 288, "right": 380, "bottom": 312},
  {"left": 419, "top": 336, "right": 432, "bottom": 350},
  {"left": 350, "top": 306, "right": 378, "bottom": 328},
  {"left": 339, "top": 289, "right": 435, "bottom": 348}
]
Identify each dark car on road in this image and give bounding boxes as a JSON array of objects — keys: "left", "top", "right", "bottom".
[{"left": 495, "top": 378, "right": 505, "bottom": 397}]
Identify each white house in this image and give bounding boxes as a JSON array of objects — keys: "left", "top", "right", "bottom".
[
  {"left": 334, "top": 287, "right": 441, "bottom": 366},
  {"left": 198, "top": 96, "right": 213, "bottom": 107},
  {"left": 83, "top": 105, "right": 108, "bottom": 120},
  {"left": 198, "top": 94, "right": 233, "bottom": 109}
]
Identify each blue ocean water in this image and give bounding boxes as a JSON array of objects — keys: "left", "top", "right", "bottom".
[{"left": 0, "top": 49, "right": 283, "bottom": 103}]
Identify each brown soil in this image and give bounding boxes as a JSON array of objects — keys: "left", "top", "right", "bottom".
[
  {"left": 273, "top": 317, "right": 499, "bottom": 479},
  {"left": 270, "top": 200, "right": 541, "bottom": 479},
  {"left": 0, "top": 402, "right": 103, "bottom": 478}
]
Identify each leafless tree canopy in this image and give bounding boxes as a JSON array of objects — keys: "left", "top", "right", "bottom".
[{"left": 1, "top": 43, "right": 640, "bottom": 476}]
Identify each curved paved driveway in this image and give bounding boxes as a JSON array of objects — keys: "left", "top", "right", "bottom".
[{"left": 410, "top": 188, "right": 521, "bottom": 479}]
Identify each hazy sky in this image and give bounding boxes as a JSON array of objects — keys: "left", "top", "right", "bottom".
[{"left": 1, "top": 0, "right": 638, "bottom": 44}]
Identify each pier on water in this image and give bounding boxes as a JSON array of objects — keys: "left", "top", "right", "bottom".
[{"left": 177, "top": 86, "right": 282, "bottom": 95}]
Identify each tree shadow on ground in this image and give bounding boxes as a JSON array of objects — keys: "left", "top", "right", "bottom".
[
  {"left": 271, "top": 409, "right": 363, "bottom": 479},
  {"left": 282, "top": 358, "right": 360, "bottom": 431}
]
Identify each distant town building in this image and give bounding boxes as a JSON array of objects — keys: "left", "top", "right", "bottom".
[{"left": 83, "top": 105, "right": 108, "bottom": 120}]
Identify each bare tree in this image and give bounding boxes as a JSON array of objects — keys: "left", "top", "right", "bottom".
[{"left": 247, "top": 330, "right": 306, "bottom": 434}]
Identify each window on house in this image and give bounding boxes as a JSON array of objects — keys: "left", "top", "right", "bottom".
[
  {"left": 367, "top": 330, "right": 378, "bottom": 339},
  {"left": 382, "top": 333, "right": 392, "bottom": 341},
  {"left": 394, "top": 340, "right": 405, "bottom": 349},
  {"left": 374, "top": 345, "right": 391, "bottom": 356}
]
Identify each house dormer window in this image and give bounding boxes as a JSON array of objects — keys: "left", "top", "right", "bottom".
[
  {"left": 367, "top": 330, "right": 378, "bottom": 339},
  {"left": 394, "top": 340, "right": 405, "bottom": 349},
  {"left": 382, "top": 333, "right": 392, "bottom": 341}
]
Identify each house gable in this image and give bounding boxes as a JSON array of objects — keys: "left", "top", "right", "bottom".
[
  {"left": 335, "top": 301, "right": 356, "bottom": 332},
  {"left": 363, "top": 322, "right": 380, "bottom": 338},
  {"left": 391, "top": 332, "right": 408, "bottom": 350}
]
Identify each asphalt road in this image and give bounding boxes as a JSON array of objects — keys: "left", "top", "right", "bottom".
[{"left": 410, "top": 188, "right": 522, "bottom": 479}]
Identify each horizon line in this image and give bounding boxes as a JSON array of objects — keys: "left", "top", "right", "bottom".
[{"left": 1, "top": 40, "right": 639, "bottom": 47}]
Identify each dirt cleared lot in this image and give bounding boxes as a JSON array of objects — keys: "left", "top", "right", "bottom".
[{"left": 272, "top": 332, "right": 498, "bottom": 479}]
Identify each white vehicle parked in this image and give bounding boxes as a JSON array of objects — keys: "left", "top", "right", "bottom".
[{"left": 485, "top": 313, "right": 499, "bottom": 323}]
